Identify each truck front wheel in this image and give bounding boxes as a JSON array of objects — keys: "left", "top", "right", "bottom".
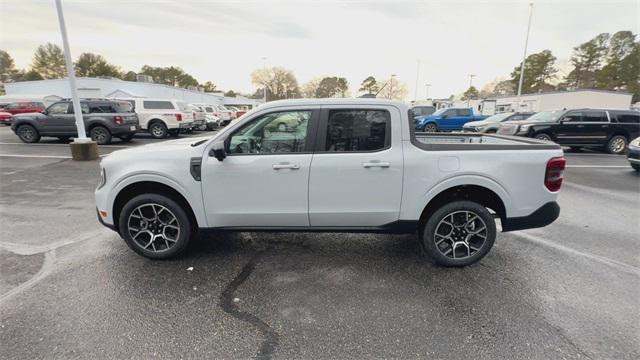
[
  {"left": 118, "top": 193, "right": 193, "bottom": 259},
  {"left": 421, "top": 200, "right": 496, "bottom": 267}
]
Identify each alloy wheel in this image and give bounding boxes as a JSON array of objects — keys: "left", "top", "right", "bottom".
[
  {"left": 151, "top": 125, "right": 165, "bottom": 137},
  {"left": 127, "top": 203, "right": 180, "bottom": 253},
  {"left": 434, "top": 210, "right": 487, "bottom": 260},
  {"left": 19, "top": 126, "right": 35, "bottom": 141},
  {"left": 425, "top": 124, "right": 437, "bottom": 132},
  {"left": 610, "top": 137, "right": 626, "bottom": 153},
  {"left": 91, "top": 128, "right": 108, "bottom": 143}
]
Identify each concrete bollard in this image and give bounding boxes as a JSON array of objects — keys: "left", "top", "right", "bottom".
[{"left": 69, "top": 140, "right": 99, "bottom": 161}]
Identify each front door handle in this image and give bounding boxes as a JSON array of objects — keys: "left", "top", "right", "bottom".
[
  {"left": 272, "top": 163, "right": 300, "bottom": 170},
  {"left": 362, "top": 161, "right": 390, "bottom": 168}
]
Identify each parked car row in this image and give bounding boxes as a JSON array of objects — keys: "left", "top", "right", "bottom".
[
  {"left": 411, "top": 105, "right": 640, "bottom": 156},
  {"left": 7, "top": 98, "right": 240, "bottom": 144},
  {"left": 496, "top": 109, "right": 640, "bottom": 155}
]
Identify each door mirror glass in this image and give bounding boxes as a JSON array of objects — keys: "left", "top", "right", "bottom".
[{"left": 210, "top": 140, "right": 226, "bottom": 161}]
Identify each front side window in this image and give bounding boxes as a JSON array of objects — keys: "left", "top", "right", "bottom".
[
  {"left": 228, "top": 111, "right": 311, "bottom": 154},
  {"left": 143, "top": 101, "right": 174, "bottom": 110},
  {"left": 325, "top": 110, "right": 389, "bottom": 152},
  {"left": 47, "top": 102, "right": 70, "bottom": 115},
  {"left": 562, "top": 111, "right": 583, "bottom": 122}
]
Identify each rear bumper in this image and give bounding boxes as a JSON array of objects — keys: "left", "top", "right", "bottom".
[
  {"left": 110, "top": 124, "right": 139, "bottom": 135},
  {"left": 501, "top": 202, "right": 560, "bottom": 232}
]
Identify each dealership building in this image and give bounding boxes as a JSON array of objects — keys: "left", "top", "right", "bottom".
[{"left": 1, "top": 77, "right": 261, "bottom": 108}]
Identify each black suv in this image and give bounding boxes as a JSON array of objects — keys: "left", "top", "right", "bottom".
[
  {"left": 497, "top": 109, "right": 640, "bottom": 154},
  {"left": 11, "top": 99, "right": 139, "bottom": 145}
]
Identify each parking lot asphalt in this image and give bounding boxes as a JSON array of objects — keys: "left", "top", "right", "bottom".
[{"left": 0, "top": 125, "right": 638, "bottom": 359}]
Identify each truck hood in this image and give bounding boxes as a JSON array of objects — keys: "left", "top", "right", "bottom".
[
  {"left": 103, "top": 135, "right": 215, "bottom": 164},
  {"left": 464, "top": 119, "right": 488, "bottom": 127}
]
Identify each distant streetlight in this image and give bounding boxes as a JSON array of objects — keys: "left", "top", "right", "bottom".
[
  {"left": 425, "top": 83, "right": 431, "bottom": 100},
  {"left": 389, "top": 74, "right": 397, "bottom": 100},
  {"left": 261, "top": 57, "right": 267, "bottom": 103},
  {"left": 467, "top": 74, "right": 476, "bottom": 107},
  {"left": 414, "top": 60, "right": 420, "bottom": 102},
  {"left": 517, "top": 3, "right": 534, "bottom": 109}
]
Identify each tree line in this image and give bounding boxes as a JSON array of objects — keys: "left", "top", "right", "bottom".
[
  {"left": 464, "top": 30, "right": 639, "bottom": 102},
  {"left": 0, "top": 43, "right": 236, "bottom": 95}
]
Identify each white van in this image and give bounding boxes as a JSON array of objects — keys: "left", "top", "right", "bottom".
[{"left": 118, "top": 98, "right": 194, "bottom": 138}]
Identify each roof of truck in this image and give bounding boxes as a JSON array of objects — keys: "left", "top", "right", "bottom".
[{"left": 258, "top": 98, "right": 409, "bottom": 110}]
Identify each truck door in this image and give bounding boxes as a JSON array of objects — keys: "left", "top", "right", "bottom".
[
  {"left": 44, "top": 101, "right": 74, "bottom": 134},
  {"left": 308, "top": 106, "right": 403, "bottom": 227},
  {"left": 556, "top": 111, "right": 607, "bottom": 145},
  {"left": 453, "top": 108, "right": 472, "bottom": 130},
  {"left": 201, "top": 109, "right": 318, "bottom": 227}
]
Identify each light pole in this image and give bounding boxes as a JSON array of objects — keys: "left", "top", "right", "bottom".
[
  {"left": 425, "top": 83, "right": 431, "bottom": 100},
  {"left": 414, "top": 60, "right": 420, "bottom": 102},
  {"left": 389, "top": 74, "right": 396, "bottom": 100},
  {"left": 261, "top": 56, "right": 267, "bottom": 103},
  {"left": 517, "top": 3, "right": 534, "bottom": 110},
  {"left": 55, "top": 0, "right": 97, "bottom": 160},
  {"left": 467, "top": 74, "right": 476, "bottom": 107}
]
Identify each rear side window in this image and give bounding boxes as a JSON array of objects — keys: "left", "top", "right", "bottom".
[
  {"left": 611, "top": 111, "right": 640, "bottom": 123},
  {"left": 457, "top": 109, "right": 471, "bottom": 116},
  {"left": 325, "top": 110, "right": 390, "bottom": 152},
  {"left": 143, "top": 101, "right": 174, "bottom": 110},
  {"left": 582, "top": 111, "right": 607, "bottom": 122}
]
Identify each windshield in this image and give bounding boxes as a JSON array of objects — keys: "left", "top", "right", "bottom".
[
  {"left": 524, "top": 110, "right": 564, "bottom": 123},
  {"left": 483, "top": 112, "right": 514, "bottom": 123},
  {"left": 431, "top": 108, "right": 448, "bottom": 116}
]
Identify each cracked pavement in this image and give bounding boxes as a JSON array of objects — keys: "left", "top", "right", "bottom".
[{"left": 1, "top": 126, "right": 639, "bottom": 359}]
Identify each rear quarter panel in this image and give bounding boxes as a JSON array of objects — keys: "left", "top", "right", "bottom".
[{"left": 400, "top": 143, "right": 563, "bottom": 221}]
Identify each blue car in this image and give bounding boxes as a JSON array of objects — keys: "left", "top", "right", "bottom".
[
  {"left": 628, "top": 137, "right": 640, "bottom": 171},
  {"left": 415, "top": 107, "right": 487, "bottom": 132}
]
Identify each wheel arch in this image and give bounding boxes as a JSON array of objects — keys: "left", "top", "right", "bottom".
[
  {"left": 112, "top": 180, "right": 200, "bottom": 233},
  {"left": 417, "top": 179, "right": 510, "bottom": 231}
]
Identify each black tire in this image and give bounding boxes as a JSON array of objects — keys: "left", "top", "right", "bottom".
[
  {"left": 118, "top": 193, "right": 193, "bottom": 259},
  {"left": 535, "top": 133, "right": 552, "bottom": 142},
  {"left": 149, "top": 121, "right": 168, "bottom": 139},
  {"left": 90, "top": 125, "right": 112, "bottom": 145},
  {"left": 606, "top": 135, "right": 627, "bottom": 154},
  {"left": 57, "top": 136, "right": 71, "bottom": 142},
  {"left": 632, "top": 164, "right": 640, "bottom": 172},
  {"left": 421, "top": 200, "right": 496, "bottom": 267},
  {"left": 16, "top": 124, "right": 40, "bottom": 143},
  {"left": 424, "top": 123, "right": 438, "bottom": 133},
  {"left": 484, "top": 129, "right": 497, "bottom": 134}
]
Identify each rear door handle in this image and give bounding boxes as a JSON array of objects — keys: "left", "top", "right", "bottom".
[
  {"left": 362, "top": 161, "right": 390, "bottom": 168},
  {"left": 272, "top": 163, "right": 300, "bottom": 170}
]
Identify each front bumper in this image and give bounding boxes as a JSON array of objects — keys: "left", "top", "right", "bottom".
[
  {"left": 96, "top": 207, "right": 117, "bottom": 232},
  {"left": 501, "top": 202, "right": 560, "bottom": 232}
]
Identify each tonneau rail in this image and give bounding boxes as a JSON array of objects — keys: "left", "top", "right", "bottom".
[{"left": 412, "top": 131, "right": 561, "bottom": 151}]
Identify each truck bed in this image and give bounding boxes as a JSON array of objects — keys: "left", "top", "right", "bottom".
[{"left": 412, "top": 131, "right": 560, "bottom": 150}]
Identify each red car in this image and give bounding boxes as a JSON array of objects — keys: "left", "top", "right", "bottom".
[
  {"left": 3, "top": 101, "right": 46, "bottom": 115},
  {"left": 0, "top": 111, "right": 12, "bottom": 125}
]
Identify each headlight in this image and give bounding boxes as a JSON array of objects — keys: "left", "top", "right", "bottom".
[
  {"left": 98, "top": 167, "right": 106, "bottom": 189},
  {"left": 517, "top": 124, "right": 532, "bottom": 134},
  {"left": 630, "top": 138, "right": 640, "bottom": 147}
]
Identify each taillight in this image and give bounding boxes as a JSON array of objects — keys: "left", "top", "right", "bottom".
[
  {"left": 113, "top": 115, "right": 123, "bottom": 125},
  {"left": 545, "top": 156, "right": 566, "bottom": 192},
  {"left": 176, "top": 114, "right": 182, "bottom": 121}
]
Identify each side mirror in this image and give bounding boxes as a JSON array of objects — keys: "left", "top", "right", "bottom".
[
  {"left": 209, "top": 140, "right": 226, "bottom": 161},
  {"left": 442, "top": 114, "right": 448, "bottom": 119}
]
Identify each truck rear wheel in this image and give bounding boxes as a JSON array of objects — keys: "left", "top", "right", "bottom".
[
  {"left": 606, "top": 135, "right": 627, "bottom": 154},
  {"left": 118, "top": 193, "right": 192, "bottom": 259},
  {"left": 149, "top": 122, "right": 168, "bottom": 139},
  {"left": 421, "top": 200, "right": 496, "bottom": 267}
]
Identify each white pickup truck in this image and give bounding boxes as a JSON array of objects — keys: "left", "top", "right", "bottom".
[{"left": 95, "top": 99, "right": 565, "bottom": 267}]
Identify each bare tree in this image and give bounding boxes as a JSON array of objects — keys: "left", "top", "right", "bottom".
[
  {"left": 251, "top": 67, "right": 300, "bottom": 101},
  {"left": 377, "top": 78, "right": 408, "bottom": 100}
]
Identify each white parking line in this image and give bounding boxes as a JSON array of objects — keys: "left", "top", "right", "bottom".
[
  {"left": 0, "top": 154, "right": 71, "bottom": 159},
  {"left": 0, "top": 142, "right": 129, "bottom": 148},
  {"left": 512, "top": 231, "right": 640, "bottom": 276}
]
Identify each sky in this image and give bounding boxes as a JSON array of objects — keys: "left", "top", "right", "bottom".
[{"left": 1, "top": 0, "right": 639, "bottom": 100}]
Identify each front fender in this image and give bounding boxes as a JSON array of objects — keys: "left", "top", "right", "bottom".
[{"left": 101, "top": 172, "right": 206, "bottom": 228}]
